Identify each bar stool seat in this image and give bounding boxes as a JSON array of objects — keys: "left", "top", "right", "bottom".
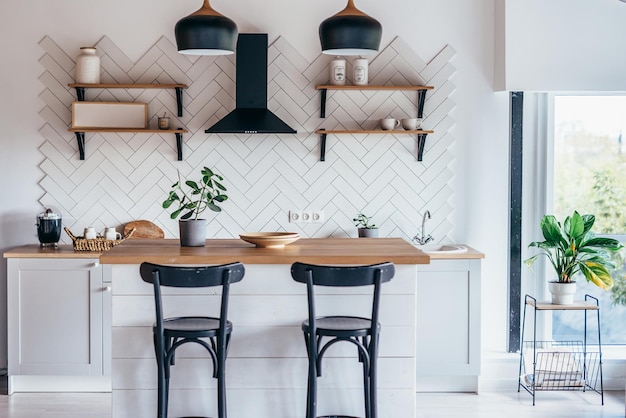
[
  {"left": 163, "top": 316, "right": 229, "bottom": 335},
  {"left": 303, "top": 316, "right": 373, "bottom": 336},
  {"left": 291, "top": 261, "right": 395, "bottom": 418},
  {"left": 140, "top": 261, "right": 245, "bottom": 418}
]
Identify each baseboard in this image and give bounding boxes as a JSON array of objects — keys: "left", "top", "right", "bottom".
[{"left": 8, "top": 375, "right": 111, "bottom": 394}]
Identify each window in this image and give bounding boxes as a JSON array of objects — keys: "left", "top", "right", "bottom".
[{"left": 551, "top": 95, "right": 626, "bottom": 344}]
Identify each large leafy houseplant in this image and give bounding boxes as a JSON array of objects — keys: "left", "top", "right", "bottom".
[
  {"left": 163, "top": 166, "right": 228, "bottom": 220},
  {"left": 162, "top": 166, "right": 227, "bottom": 246},
  {"left": 524, "top": 211, "right": 623, "bottom": 290}
]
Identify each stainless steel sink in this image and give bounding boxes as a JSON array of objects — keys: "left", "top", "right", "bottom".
[{"left": 414, "top": 244, "right": 467, "bottom": 254}]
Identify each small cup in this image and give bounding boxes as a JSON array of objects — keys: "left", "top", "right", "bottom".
[
  {"left": 84, "top": 227, "right": 97, "bottom": 240},
  {"left": 402, "top": 118, "right": 423, "bottom": 130},
  {"left": 158, "top": 117, "right": 170, "bottom": 130},
  {"left": 104, "top": 227, "right": 122, "bottom": 241},
  {"left": 380, "top": 118, "right": 400, "bottom": 130}
]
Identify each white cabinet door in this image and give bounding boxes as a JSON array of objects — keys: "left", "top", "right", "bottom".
[
  {"left": 7, "top": 258, "right": 104, "bottom": 376},
  {"left": 416, "top": 259, "right": 481, "bottom": 377}
]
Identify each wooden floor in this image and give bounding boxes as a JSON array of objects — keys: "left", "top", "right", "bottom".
[{"left": 0, "top": 386, "right": 622, "bottom": 417}]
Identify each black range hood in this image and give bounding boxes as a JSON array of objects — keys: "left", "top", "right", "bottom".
[{"left": 205, "top": 34, "right": 297, "bottom": 134}]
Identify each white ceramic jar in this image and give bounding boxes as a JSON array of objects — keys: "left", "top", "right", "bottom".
[
  {"left": 329, "top": 58, "right": 346, "bottom": 86},
  {"left": 75, "top": 47, "right": 100, "bottom": 84},
  {"left": 353, "top": 58, "right": 368, "bottom": 86}
]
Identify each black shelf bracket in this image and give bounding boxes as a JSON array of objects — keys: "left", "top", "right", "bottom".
[
  {"left": 417, "top": 90, "right": 427, "bottom": 118},
  {"left": 75, "top": 87, "right": 86, "bottom": 101},
  {"left": 175, "top": 131, "right": 184, "bottom": 161},
  {"left": 319, "top": 89, "right": 327, "bottom": 118},
  {"left": 74, "top": 132, "right": 86, "bottom": 160},
  {"left": 319, "top": 130, "right": 327, "bottom": 161},
  {"left": 175, "top": 87, "right": 184, "bottom": 117},
  {"left": 416, "top": 133, "right": 428, "bottom": 161}
]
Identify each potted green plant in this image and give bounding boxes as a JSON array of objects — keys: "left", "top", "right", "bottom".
[
  {"left": 524, "top": 210, "right": 623, "bottom": 304},
  {"left": 353, "top": 213, "right": 378, "bottom": 238},
  {"left": 162, "top": 166, "right": 228, "bottom": 247}
]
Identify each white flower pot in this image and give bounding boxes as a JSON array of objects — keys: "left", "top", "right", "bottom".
[{"left": 548, "top": 281, "right": 577, "bottom": 305}]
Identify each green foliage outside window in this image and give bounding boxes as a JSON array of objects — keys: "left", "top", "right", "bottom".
[{"left": 553, "top": 128, "right": 626, "bottom": 305}]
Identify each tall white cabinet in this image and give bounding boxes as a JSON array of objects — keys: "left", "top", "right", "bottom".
[{"left": 5, "top": 247, "right": 111, "bottom": 393}]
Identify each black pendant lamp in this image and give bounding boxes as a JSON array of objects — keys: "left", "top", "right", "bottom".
[
  {"left": 319, "top": 0, "right": 382, "bottom": 56},
  {"left": 175, "top": 0, "right": 238, "bottom": 55}
]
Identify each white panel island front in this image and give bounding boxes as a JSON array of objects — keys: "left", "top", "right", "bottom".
[{"left": 100, "top": 238, "right": 429, "bottom": 418}]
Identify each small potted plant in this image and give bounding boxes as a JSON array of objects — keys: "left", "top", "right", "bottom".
[
  {"left": 353, "top": 213, "right": 378, "bottom": 238},
  {"left": 162, "top": 166, "right": 228, "bottom": 247},
  {"left": 524, "top": 210, "right": 623, "bottom": 304}
]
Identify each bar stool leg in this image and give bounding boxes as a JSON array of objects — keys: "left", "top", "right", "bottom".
[
  {"left": 305, "top": 334, "right": 317, "bottom": 418},
  {"left": 157, "top": 360, "right": 166, "bottom": 418},
  {"left": 369, "top": 334, "right": 380, "bottom": 418},
  {"left": 355, "top": 336, "right": 369, "bottom": 418},
  {"left": 155, "top": 332, "right": 167, "bottom": 418},
  {"left": 361, "top": 354, "right": 371, "bottom": 418},
  {"left": 217, "top": 336, "right": 227, "bottom": 418}
]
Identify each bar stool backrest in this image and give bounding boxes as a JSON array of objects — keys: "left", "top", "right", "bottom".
[
  {"left": 290, "top": 262, "right": 395, "bottom": 287},
  {"left": 140, "top": 262, "right": 245, "bottom": 288},
  {"left": 139, "top": 262, "right": 245, "bottom": 338},
  {"left": 291, "top": 262, "right": 395, "bottom": 333}
]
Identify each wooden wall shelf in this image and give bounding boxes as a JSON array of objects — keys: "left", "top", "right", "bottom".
[
  {"left": 68, "top": 84, "right": 188, "bottom": 117},
  {"left": 315, "top": 85, "right": 435, "bottom": 162},
  {"left": 68, "top": 83, "right": 189, "bottom": 161},
  {"left": 67, "top": 129, "right": 188, "bottom": 161}
]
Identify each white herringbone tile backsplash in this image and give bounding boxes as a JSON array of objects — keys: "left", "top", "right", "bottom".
[{"left": 37, "top": 35, "right": 457, "bottom": 243}]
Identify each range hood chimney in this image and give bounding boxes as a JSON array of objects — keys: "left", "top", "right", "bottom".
[{"left": 205, "top": 34, "right": 297, "bottom": 134}]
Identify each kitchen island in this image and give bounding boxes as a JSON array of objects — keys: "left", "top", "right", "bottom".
[{"left": 100, "top": 237, "right": 429, "bottom": 418}]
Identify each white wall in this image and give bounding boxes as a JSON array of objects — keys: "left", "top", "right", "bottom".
[
  {"left": 496, "top": 0, "right": 626, "bottom": 91},
  {"left": 0, "top": 0, "right": 510, "bottom": 375}
]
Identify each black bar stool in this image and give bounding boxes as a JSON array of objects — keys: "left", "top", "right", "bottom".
[
  {"left": 140, "top": 262, "right": 245, "bottom": 418},
  {"left": 290, "top": 262, "right": 395, "bottom": 418}
]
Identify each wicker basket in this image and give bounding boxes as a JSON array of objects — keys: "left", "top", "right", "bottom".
[{"left": 64, "top": 227, "right": 135, "bottom": 251}]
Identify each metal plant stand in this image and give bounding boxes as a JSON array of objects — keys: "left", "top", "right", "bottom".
[{"left": 518, "top": 294, "right": 604, "bottom": 405}]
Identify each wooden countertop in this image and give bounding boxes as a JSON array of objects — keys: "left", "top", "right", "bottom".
[
  {"left": 4, "top": 240, "right": 484, "bottom": 264},
  {"left": 3, "top": 245, "right": 102, "bottom": 259},
  {"left": 99, "top": 238, "right": 431, "bottom": 265}
]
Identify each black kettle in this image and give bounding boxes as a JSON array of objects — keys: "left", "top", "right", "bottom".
[{"left": 36, "top": 208, "right": 62, "bottom": 248}]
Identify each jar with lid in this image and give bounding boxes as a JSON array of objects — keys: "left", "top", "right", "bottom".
[
  {"left": 75, "top": 47, "right": 101, "bottom": 84},
  {"left": 329, "top": 57, "right": 346, "bottom": 86},
  {"left": 353, "top": 58, "right": 368, "bottom": 86}
]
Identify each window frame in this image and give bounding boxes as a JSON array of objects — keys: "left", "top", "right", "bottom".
[{"left": 515, "top": 92, "right": 626, "bottom": 349}]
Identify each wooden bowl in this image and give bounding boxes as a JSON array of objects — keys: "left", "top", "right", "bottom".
[{"left": 239, "top": 232, "right": 300, "bottom": 248}]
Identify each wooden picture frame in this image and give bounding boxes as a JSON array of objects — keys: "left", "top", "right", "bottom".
[{"left": 71, "top": 102, "right": 148, "bottom": 129}]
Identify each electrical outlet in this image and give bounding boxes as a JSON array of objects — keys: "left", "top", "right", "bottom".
[
  {"left": 312, "top": 210, "right": 325, "bottom": 223},
  {"left": 289, "top": 210, "right": 302, "bottom": 223},
  {"left": 290, "top": 209, "right": 325, "bottom": 223}
]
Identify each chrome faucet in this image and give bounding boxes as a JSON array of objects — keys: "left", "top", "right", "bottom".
[{"left": 412, "top": 210, "right": 434, "bottom": 245}]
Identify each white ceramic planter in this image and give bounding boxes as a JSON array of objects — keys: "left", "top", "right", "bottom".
[{"left": 548, "top": 281, "right": 577, "bottom": 305}]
